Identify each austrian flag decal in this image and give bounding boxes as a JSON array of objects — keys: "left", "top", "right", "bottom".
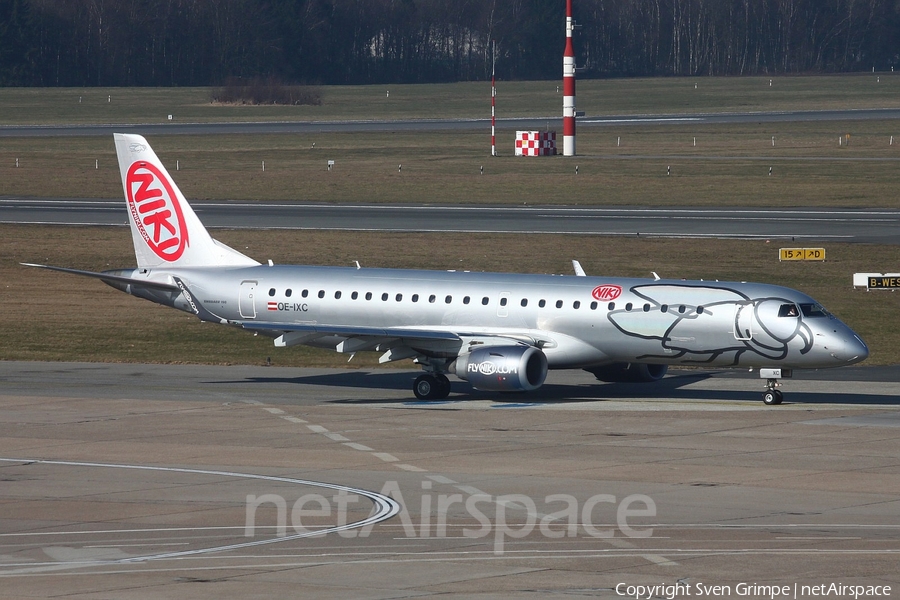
[
  {"left": 591, "top": 284, "right": 622, "bottom": 301},
  {"left": 125, "top": 161, "right": 189, "bottom": 261}
]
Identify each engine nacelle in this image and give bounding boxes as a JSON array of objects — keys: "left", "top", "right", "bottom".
[
  {"left": 586, "top": 362, "right": 668, "bottom": 383},
  {"left": 452, "top": 346, "right": 548, "bottom": 392}
]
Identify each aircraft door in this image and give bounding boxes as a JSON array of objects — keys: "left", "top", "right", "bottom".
[
  {"left": 734, "top": 302, "right": 753, "bottom": 340},
  {"left": 239, "top": 280, "right": 257, "bottom": 319}
]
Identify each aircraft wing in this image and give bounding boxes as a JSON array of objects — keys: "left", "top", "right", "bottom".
[
  {"left": 241, "top": 321, "right": 460, "bottom": 345},
  {"left": 244, "top": 321, "right": 460, "bottom": 341},
  {"left": 243, "top": 321, "right": 546, "bottom": 345},
  {"left": 241, "top": 321, "right": 544, "bottom": 363}
]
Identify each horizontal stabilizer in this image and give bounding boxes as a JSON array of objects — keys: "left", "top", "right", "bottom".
[{"left": 21, "top": 263, "right": 179, "bottom": 292}]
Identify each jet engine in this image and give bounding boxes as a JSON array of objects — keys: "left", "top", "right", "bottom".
[
  {"left": 586, "top": 362, "right": 668, "bottom": 383},
  {"left": 451, "top": 346, "right": 548, "bottom": 392}
]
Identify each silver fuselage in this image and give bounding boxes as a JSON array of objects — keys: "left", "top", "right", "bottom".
[{"left": 114, "top": 264, "right": 869, "bottom": 371}]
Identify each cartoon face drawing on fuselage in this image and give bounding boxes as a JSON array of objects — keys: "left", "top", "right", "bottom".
[{"left": 606, "top": 284, "right": 813, "bottom": 366}]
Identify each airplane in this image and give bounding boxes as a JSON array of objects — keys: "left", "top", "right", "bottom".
[{"left": 24, "top": 133, "right": 869, "bottom": 405}]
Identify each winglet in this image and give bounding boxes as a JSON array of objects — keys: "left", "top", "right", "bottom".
[{"left": 572, "top": 260, "right": 586, "bottom": 277}]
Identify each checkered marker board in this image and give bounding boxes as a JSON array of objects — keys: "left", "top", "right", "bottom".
[{"left": 515, "top": 131, "right": 557, "bottom": 156}]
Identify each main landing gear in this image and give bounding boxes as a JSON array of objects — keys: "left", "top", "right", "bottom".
[{"left": 413, "top": 374, "right": 452, "bottom": 400}]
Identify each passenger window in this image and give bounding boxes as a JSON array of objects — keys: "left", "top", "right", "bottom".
[
  {"left": 318, "top": 290, "right": 325, "bottom": 299},
  {"left": 555, "top": 300, "right": 563, "bottom": 309},
  {"left": 334, "top": 291, "right": 342, "bottom": 299},
  {"left": 573, "top": 301, "right": 581, "bottom": 309},
  {"left": 778, "top": 303, "right": 800, "bottom": 318},
  {"left": 286, "top": 289, "right": 292, "bottom": 298},
  {"left": 268, "top": 288, "right": 276, "bottom": 297},
  {"left": 678, "top": 305, "right": 685, "bottom": 313},
  {"left": 463, "top": 296, "right": 470, "bottom": 304},
  {"left": 429, "top": 295, "right": 436, "bottom": 303},
  {"left": 382, "top": 293, "right": 389, "bottom": 301},
  {"left": 661, "top": 304, "right": 668, "bottom": 313},
  {"left": 365, "top": 292, "right": 372, "bottom": 300},
  {"left": 445, "top": 295, "right": 452, "bottom": 304},
  {"left": 539, "top": 299, "right": 546, "bottom": 308},
  {"left": 590, "top": 301, "right": 597, "bottom": 310},
  {"left": 302, "top": 289, "right": 309, "bottom": 298},
  {"left": 626, "top": 303, "right": 633, "bottom": 311},
  {"left": 697, "top": 306, "right": 704, "bottom": 314},
  {"left": 500, "top": 297, "right": 508, "bottom": 307},
  {"left": 351, "top": 291, "right": 358, "bottom": 300},
  {"left": 608, "top": 302, "right": 615, "bottom": 310},
  {"left": 396, "top": 293, "right": 403, "bottom": 302},
  {"left": 521, "top": 298, "right": 528, "bottom": 307},
  {"left": 482, "top": 297, "right": 489, "bottom": 305},
  {"left": 412, "top": 294, "right": 419, "bottom": 302}
]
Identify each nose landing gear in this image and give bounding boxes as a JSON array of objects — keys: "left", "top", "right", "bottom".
[
  {"left": 759, "top": 368, "right": 791, "bottom": 405},
  {"left": 762, "top": 381, "right": 783, "bottom": 405}
]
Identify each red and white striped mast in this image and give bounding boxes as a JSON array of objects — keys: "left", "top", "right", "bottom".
[
  {"left": 562, "top": 0, "right": 576, "bottom": 156},
  {"left": 491, "top": 40, "right": 497, "bottom": 157}
]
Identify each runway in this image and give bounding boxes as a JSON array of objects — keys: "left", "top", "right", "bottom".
[
  {"left": 3, "top": 108, "right": 900, "bottom": 137},
  {"left": 1, "top": 361, "right": 898, "bottom": 597},
  {"left": 4, "top": 199, "right": 900, "bottom": 243}
]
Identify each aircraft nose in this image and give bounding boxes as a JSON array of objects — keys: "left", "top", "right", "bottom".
[{"left": 819, "top": 327, "right": 869, "bottom": 365}]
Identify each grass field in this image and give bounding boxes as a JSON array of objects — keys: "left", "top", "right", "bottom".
[
  {"left": 3, "top": 121, "right": 900, "bottom": 207},
  {"left": 2, "top": 75, "right": 900, "bottom": 124},
  {"left": 2, "top": 224, "right": 898, "bottom": 367},
  {"left": 3, "top": 76, "right": 900, "bottom": 207}
]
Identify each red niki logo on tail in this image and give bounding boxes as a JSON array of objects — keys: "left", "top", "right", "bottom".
[{"left": 125, "top": 161, "right": 189, "bottom": 261}]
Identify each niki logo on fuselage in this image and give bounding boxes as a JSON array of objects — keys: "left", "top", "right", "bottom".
[
  {"left": 592, "top": 284, "right": 622, "bottom": 301},
  {"left": 606, "top": 284, "right": 813, "bottom": 364},
  {"left": 125, "top": 162, "right": 189, "bottom": 261}
]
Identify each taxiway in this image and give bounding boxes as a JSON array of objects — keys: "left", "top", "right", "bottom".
[{"left": 0, "top": 362, "right": 898, "bottom": 598}]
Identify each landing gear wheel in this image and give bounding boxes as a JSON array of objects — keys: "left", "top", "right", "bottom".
[
  {"left": 763, "top": 389, "right": 783, "bottom": 405},
  {"left": 413, "top": 373, "right": 450, "bottom": 400},
  {"left": 435, "top": 374, "right": 451, "bottom": 399},
  {"left": 762, "top": 377, "right": 784, "bottom": 406},
  {"left": 414, "top": 374, "right": 438, "bottom": 400},
  {"left": 414, "top": 374, "right": 451, "bottom": 400}
]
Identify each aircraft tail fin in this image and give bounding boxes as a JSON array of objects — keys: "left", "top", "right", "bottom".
[{"left": 114, "top": 133, "right": 259, "bottom": 269}]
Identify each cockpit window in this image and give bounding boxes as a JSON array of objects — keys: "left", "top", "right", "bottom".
[
  {"left": 778, "top": 303, "right": 800, "bottom": 318},
  {"left": 799, "top": 303, "right": 830, "bottom": 318}
]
